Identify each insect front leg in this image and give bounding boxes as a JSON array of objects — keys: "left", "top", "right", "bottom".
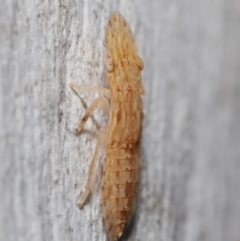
[
  {"left": 78, "top": 128, "right": 105, "bottom": 209},
  {"left": 74, "top": 96, "right": 110, "bottom": 134},
  {"left": 69, "top": 83, "right": 111, "bottom": 99}
]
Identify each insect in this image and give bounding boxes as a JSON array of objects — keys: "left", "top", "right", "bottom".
[{"left": 70, "top": 12, "right": 144, "bottom": 241}]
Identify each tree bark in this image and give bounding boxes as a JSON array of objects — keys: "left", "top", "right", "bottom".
[{"left": 1, "top": 1, "right": 240, "bottom": 241}]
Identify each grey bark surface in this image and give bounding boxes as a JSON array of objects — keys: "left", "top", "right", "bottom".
[{"left": 1, "top": 1, "right": 240, "bottom": 241}]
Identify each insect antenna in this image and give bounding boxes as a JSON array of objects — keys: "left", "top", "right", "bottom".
[
  {"left": 92, "top": 10, "right": 106, "bottom": 47},
  {"left": 98, "top": 32, "right": 106, "bottom": 48}
]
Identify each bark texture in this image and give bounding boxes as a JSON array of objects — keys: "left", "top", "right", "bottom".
[{"left": 1, "top": 1, "right": 240, "bottom": 241}]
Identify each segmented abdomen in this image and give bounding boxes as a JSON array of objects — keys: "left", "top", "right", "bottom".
[{"left": 101, "top": 151, "right": 141, "bottom": 241}]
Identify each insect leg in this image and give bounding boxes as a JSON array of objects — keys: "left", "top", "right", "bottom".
[
  {"left": 78, "top": 128, "right": 105, "bottom": 209},
  {"left": 75, "top": 96, "right": 110, "bottom": 134},
  {"left": 69, "top": 83, "right": 111, "bottom": 99}
]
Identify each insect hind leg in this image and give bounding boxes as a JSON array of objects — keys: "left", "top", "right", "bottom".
[
  {"left": 77, "top": 128, "right": 105, "bottom": 209},
  {"left": 69, "top": 83, "right": 110, "bottom": 208}
]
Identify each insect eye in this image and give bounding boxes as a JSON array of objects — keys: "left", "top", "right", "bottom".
[{"left": 106, "top": 54, "right": 114, "bottom": 72}]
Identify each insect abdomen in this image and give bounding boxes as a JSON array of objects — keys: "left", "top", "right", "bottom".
[{"left": 102, "top": 152, "right": 141, "bottom": 241}]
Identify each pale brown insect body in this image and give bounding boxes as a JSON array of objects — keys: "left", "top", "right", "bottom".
[{"left": 70, "top": 12, "right": 144, "bottom": 241}]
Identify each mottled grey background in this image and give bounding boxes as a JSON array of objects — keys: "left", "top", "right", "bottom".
[{"left": 1, "top": 0, "right": 240, "bottom": 241}]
